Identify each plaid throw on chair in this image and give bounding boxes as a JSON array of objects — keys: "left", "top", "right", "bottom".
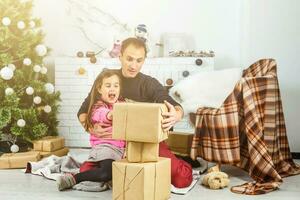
[{"left": 190, "top": 59, "right": 300, "bottom": 195}]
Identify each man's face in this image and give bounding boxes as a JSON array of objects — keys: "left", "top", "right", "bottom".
[{"left": 119, "top": 44, "right": 146, "bottom": 78}]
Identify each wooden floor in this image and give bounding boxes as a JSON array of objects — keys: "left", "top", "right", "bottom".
[{"left": 0, "top": 149, "right": 299, "bottom": 200}]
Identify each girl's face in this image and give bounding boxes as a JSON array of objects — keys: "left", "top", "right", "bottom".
[{"left": 98, "top": 75, "right": 120, "bottom": 104}]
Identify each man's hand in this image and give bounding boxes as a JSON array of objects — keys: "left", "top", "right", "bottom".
[
  {"left": 89, "top": 122, "right": 112, "bottom": 139},
  {"left": 79, "top": 113, "right": 112, "bottom": 139},
  {"left": 161, "top": 100, "right": 183, "bottom": 132}
]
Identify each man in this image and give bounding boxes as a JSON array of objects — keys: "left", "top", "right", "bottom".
[{"left": 77, "top": 37, "right": 192, "bottom": 188}]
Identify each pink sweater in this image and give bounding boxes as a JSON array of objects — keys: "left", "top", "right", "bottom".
[{"left": 89, "top": 102, "right": 125, "bottom": 148}]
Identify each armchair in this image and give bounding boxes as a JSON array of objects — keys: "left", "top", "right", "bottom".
[{"left": 190, "top": 59, "right": 300, "bottom": 194}]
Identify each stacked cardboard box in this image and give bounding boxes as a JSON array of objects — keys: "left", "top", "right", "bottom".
[
  {"left": 112, "top": 102, "right": 171, "bottom": 200},
  {"left": 166, "top": 131, "right": 194, "bottom": 156},
  {"left": 32, "top": 136, "right": 69, "bottom": 158},
  {"left": 0, "top": 136, "right": 68, "bottom": 169},
  {"left": 0, "top": 151, "right": 41, "bottom": 169}
]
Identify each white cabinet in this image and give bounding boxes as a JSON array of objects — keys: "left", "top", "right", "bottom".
[{"left": 55, "top": 57, "right": 214, "bottom": 147}]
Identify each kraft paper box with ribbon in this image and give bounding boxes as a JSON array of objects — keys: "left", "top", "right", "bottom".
[
  {"left": 34, "top": 147, "right": 69, "bottom": 158},
  {"left": 165, "top": 131, "right": 194, "bottom": 156},
  {"left": 0, "top": 151, "right": 41, "bottom": 169},
  {"left": 112, "top": 157, "right": 171, "bottom": 200},
  {"left": 33, "top": 136, "right": 65, "bottom": 152},
  {"left": 126, "top": 142, "right": 159, "bottom": 162},
  {"left": 112, "top": 103, "right": 168, "bottom": 143}
]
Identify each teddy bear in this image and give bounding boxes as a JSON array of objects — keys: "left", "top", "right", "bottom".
[
  {"left": 201, "top": 164, "right": 230, "bottom": 189},
  {"left": 109, "top": 39, "right": 121, "bottom": 58}
]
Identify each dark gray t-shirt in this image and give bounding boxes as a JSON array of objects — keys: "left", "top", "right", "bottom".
[{"left": 77, "top": 69, "right": 181, "bottom": 117}]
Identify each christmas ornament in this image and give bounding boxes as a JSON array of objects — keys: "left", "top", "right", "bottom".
[
  {"left": 26, "top": 86, "right": 34, "bottom": 95},
  {"left": 10, "top": 144, "right": 20, "bottom": 153},
  {"left": 29, "top": 20, "right": 35, "bottom": 28},
  {"left": 109, "top": 39, "right": 121, "bottom": 58},
  {"left": 77, "top": 51, "right": 84, "bottom": 57},
  {"left": 40, "top": 67, "right": 48, "bottom": 74},
  {"left": 0, "top": 66, "right": 14, "bottom": 80},
  {"left": 17, "top": 119, "right": 26, "bottom": 127},
  {"left": 17, "top": 21, "right": 26, "bottom": 29},
  {"left": 44, "top": 83, "right": 54, "bottom": 94},
  {"left": 5, "top": 87, "right": 14, "bottom": 95},
  {"left": 33, "top": 65, "right": 41, "bottom": 72},
  {"left": 44, "top": 105, "right": 52, "bottom": 113},
  {"left": 85, "top": 51, "right": 95, "bottom": 58},
  {"left": 90, "top": 56, "right": 97, "bottom": 64},
  {"left": 195, "top": 59, "right": 203, "bottom": 66},
  {"left": 23, "top": 58, "right": 32, "bottom": 66},
  {"left": 78, "top": 67, "right": 86, "bottom": 75},
  {"left": 182, "top": 70, "right": 190, "bottom": 77},
  {"left": 33, "top": 96, "right": 42, "bottom": 104},
  {"left": 8, "top": 64, "right": 16, "bottom": 71},
  {"left": 2, "top": 17, "right": 11, "bottom": 26},
  {"left": 35, "top": 44, "right": 47, "bottom": 56}
]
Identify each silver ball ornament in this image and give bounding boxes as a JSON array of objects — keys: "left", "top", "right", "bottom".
[
  {"left": 8, "top": 64, "right": 16, "bottom": 71},
  {"left": 17, "top": 119, "right": 26, "bottom": 127},
  {"left": 17, "top": 21, "right": 26, "bottom": 29},
  {"left": 44, "top": 105, "right": 52, "bottom": 113},
  {"left": 0, "top": 66, "right": 14, "bottom": 80},
  {"left": 5, "top": 87, "right": 14, "bottom": 95},
  {"left": 33, "top": 65, "right": 41, "bottom": 73},
  {"left": 26, "top": 86, "right": 34, "bottom": 95},
  {"left": 33, "top": 96, "right": 42, "bottom": 104},
  {"left": 2, "top": 17, "right": 11, "bottom": 26},
  {"left": 23, "top": 58, "right": 32, "bottom": 66},
  {"left": 35, "top": 44, "right": 47, "bottom": 57},
  {"left": 10, "top": 144, "right": 20, "bottom": 153},
  {"left": 44, "top": 83, "right": 54, "bottom": 94}
]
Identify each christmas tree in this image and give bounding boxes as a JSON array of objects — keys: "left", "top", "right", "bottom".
[{"left": 0, "top": 0, "right": 60, "bottom": 150}]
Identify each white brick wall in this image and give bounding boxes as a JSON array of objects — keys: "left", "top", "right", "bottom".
[{"left": 55, "top": 57, "right": 214, "bottom": 147}]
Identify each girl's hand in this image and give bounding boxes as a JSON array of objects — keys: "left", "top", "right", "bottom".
[{"left": 107, "top": 111, "right": 113, "bottom": 121}]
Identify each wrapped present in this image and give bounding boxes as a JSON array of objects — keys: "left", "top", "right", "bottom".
[
  {"left": 36, "top": 147, "right": 69, "bottom": 158},
  {"left": 113, "top": 103, "right": 168, "bottom": 143},
  {"left": 0, "top": 151, "right": 40, "bottom": 169},
  {"left": 33, "top": 136, "right": 65, "bottom": 152},
  {"left": 126, "top": 142, "right": 159, "bottom": 162},
  {"left": 113, "top": 157, "right": 171, "bottom": 200},
  {"left": 165, "top": 131, "right": 194, "bottom": 156}
]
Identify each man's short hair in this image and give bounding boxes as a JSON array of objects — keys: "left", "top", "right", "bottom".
[{"left": 121, "top": 37, "right": 147, "bottom": 56}]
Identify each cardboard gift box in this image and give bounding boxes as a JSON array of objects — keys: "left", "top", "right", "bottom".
[
  {"left": 165, "top": 131, "right": 194, "bottom": 156},
  {"left": 0, "top": 151, "right": 41, "bottom": 169},
  {"left": 126, "top": 142, "right": 159, "bottom": 162},
  {"left": 113, "top": 103, "right": 168, "bottom": 143},
  {"left": 33, "top": 136, "right": 65, "bottom": 152},
  {"left": 113, "top": 157, "right": 171, "bottom": 200},
  {"left": 36, "top": 147, "right": 69, "bottom": 158}
]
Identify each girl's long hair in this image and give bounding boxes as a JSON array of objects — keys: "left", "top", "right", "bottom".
[{"left": 84, "top": 69, "right": 121, "bottom": 131}]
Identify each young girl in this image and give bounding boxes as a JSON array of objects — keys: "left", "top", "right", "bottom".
[{"left": 57, "top": 70, "right": 125, "bottom": 191}]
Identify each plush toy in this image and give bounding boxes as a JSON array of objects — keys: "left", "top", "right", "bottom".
[
  {"left": 202, "top": 171, "right": 230, "bottom": 190},
  {"left": 207, "top": 164, "right": 220, "bottom": 173},
  {"left": 109, "top": 39, "right": 121, "bottom": 58},
  {"left": 135, "top": 24, "right": 148, "bottom": 43},
  {"left": 135, "top": 24, "right": 151, "bottom": 55}
]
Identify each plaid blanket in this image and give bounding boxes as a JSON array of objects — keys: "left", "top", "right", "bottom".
[{"left": 190, "top": 59, "right": 300, "bottom": 195}]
